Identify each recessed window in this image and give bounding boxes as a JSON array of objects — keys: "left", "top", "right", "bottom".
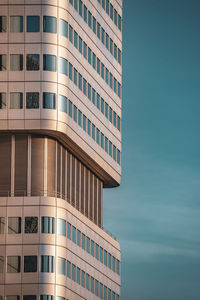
[
  {"left": 74, "top": 30, "right": 78, "bottom": 48},
  {"left": 40, "top": 296, "right": 53, "bottom": 300},
  {"left": 26, "top": 93, "right": 39, "bottom": 109},
  {"left": 10, "top": 16, "right": 23, "bottom": 32},
  {"left": 8, "top": 217, "right": 21, "bottom": 234},
  {"left": 86, "top": 273, "right": 90, "bottom": 290},
  {"left": 84, "top": 5, "right": 87, "bottom": 22},
  {"left": 26, "top": 54, "right": 40, "bottom": 71},
  {"left": 58, "top": 95, "right": 67, "bottom": 113},
  {"left": 24, "top": 256, "right": 37, "bottom": 272},
  {"left": 10, "top": 93, "right": 23, "bottom": 109},
  {"left": 109, "top": 141, "right": 112, "bottom": 157},
  {"left": 41, "top": 216, "right": 55, "bottom": 233},
  {"left": 0, "top": 217, "right": 5, "bottom": 233},
  {"left": 78, "top": 36, "right": 82, "bottom": 53},
  {"left": 72, "top": 264, "right": 76, "bottom": 281},
  {"left": 24, "top": 217, "right": 38, "bottom": 233},
  {"left": 81, "top": 270, "right": 85, "bottom": 287},
  {"left": 10, "top": 54, "right": 23, "bottom": 71},
  {"left": 0, "top": 256, "right": 4, "bottom": 272},
  {"left": 78, "top": 109, "right": 82, "bottom": 127},
  {"left": 95, "top": 243, "right": 99, "bottom": 260},
  {"left": 59, "top": 57, "right": 68, "bottom": 75},
  {"left": 95, "top": 279, "right": 99, "bottom": 296},
  {"left": 43, "top": 93, "right": 56, "bottom": 110},
  {"left": 69, "top": 25, "right": 73, "bottom": 43},
  {"left": 43, "top": 54, "right": 56, "bottom": 72},
  {"left": 23, "top": 296, "right": 36, "bottom": 300},
  {"left": 104, "top": 250, "right": 107, "bottom": 266},
  {"left": 104, "top": 286, "right": 107, "bottom": 300},
  {"left": 0, "top": 93, "right": 6, "bottom": 109},
  {"left": 88, "top": 11, "right": 92, "bottom": 28},
  {"left": 97, "top": 22, "right": 100, "bottom": 39},
  {"left": 77, "top": 267, "right": 80, "bottom": 284},
  {"left": 108, "top": 253, "right": 111, "bottom": 268},
  {"left": 59, "top": 19, "right": 68, "bottom": 38},
  {"left": 57, "top": 218, "right": 66, "bottom": 236},
  {"left": 86, "top": 237, "right": 90, "bottom": 253},
  {"left": 0, "top": 54, "right": 6, "bottom": 71},
  {"left": 27, "top": 16, "right": 40, "bottom": 32},
  {"left": 81, "top": 233, "right": 85, "bottom": 250},
  {"left": 91, "top": 240, "right": 94, "bottom": 256},
  {"left": 67, "top": 260, "right": 71, "bottom": 278},
  {"left": 40, "top": 255, "right": 54, "bottom": 273},
  {"left": 108, "top": 288, "right": 111, "bottom": 300},
  {"left": 57, "top": 257, "right": 65, "bottom": 275},
  {"left": 100, "top": 247, "right": 103, "bottom": 263},
  {"left": 0, "top": 16, "right": 7, "bottom": 32},
  {"left": 77, "top": 229, "right": 81, "bottom": 246},
  {"left": 43, "top": 16, "right": 57, "bottom": 33},
  {"left": 7, "top": 256, "right": 21, "bottom": 273},
  {"left": 83, "top": 115, "right": 86, "bottom": 132},
  {"left": 6, "top": 297, "right": 20, "bottom": 300}
]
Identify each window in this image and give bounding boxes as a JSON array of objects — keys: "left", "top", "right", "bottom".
[
  {"left": 100, "top": 283, "right": 103, "bottom": 299},
  {"left": 0, "top": 16, "right": 7, "bottom": 32},
  {"left": 105, "top": 68, "right": 109, "bottom": 84},
  {"left": 10, "top": 16, "right": 23, "bottom": 32},
  {"left": 105, "top": 137, "right": 108, "bottom": 153},
  {"left": 74, "top": 0, "right": 78, "bottom": 10},
  {"left": 112, "top": 291, "right": 115, "bottom": 300},
  {"left": 79, "top": 0, "right": 83, "bottom": 16},
  {"left": 24, "top": 256, "right": 37, "bottom": 272},
  {"left": 24, "top": 296, "right": 36, "bottom": 300},
  {"left": 68, "top": 100, "right": 72, "bottom": 117},
  {"left": 83, "top": 78, "right": 87, "bottom": 95},
  {"left": 87, "top": 83, "right": 91, "bottom": 100},
  {"left": 114, "top": 44, "right": 117, "bottom": 60},
  {"left": 40, "top": 255, "right": 54, "bottom": 273},
  {"left": 59, "top": 57, "right": 68, "bottom": 75},
  {"left": 41, "top": 216, "right": 55, "bottom": 233},
  {"left": 90, "top": 276, "right": 94, "bottom": 293},
  {"left": 88, "top": 47, "right": 91, "bottom": 64},
  {"left": 0, "top": 217, "right": 5, "bottom": 234},
  {"left": 116, "top": 259, "right": 120, "bottom": 274},
  {"left": 86, "top": 237, "right": 90, "bottom": 253},
  {"left": 6, "top": 297, "right": 20, "bottom": 300},
  {"left": 25, "top": 217, "right": 38, "bottom": 233},
  {"left": 118, "top": 49, "right": 121, "bottom": 65},
  {"left": 0, "top": 256, "right": 4, "bottom": 272},
  {"left": 0, "top": 93, "right": 6, "bottom": 109},
  {"left": 116, "top": 295, "right": 120, "bottom": 300},
  {"left": 84, "top": 5, "right": 87, "bottom": 22},
  {"left": 118, "top": 82, "right": 121, "bottom": 98},
  {"left": 87, "top": 119, "right": 91, "bottom": 136},
  {"left": 114, "top": 9, "right": 117, "bottom": 26},
  {"left": 69, "top": 25, "right": 73, "bottom": 42},
  {"left": 72, "top": 225, "right": 76, "bottom": 242},
  {"left": 91, "top": 240, "right": 94, "bottom": 256},
  {"left": 95, "top": 243, "right": 99, "bottom": 260},
  {"left": 110, "top": 3, "right": 113, "bottom": 20},
  {"left": 96, "top": 128, "right": 100, "bottom": 145},
  {"left": 109, "top": 107, "right": 113, "bottom": 123},
  {"left": 8, "top": 217, "right": 21, "bottom": 234},
  {"left": 10, "top": 54, "right": 23, "bottom": 71},
  {"left": 108, "top": 288, "right": 111, "bottom": 300},
  {"left": 43, "top": 93, "right": 56, "bottom": 109},
  {"left": 83, "top": 42, "right": 87, "bottom": 59},
  {"left": 0, "top": 54, "right": 6, "bottom": 71},
  {"left": 26, "top": 54, "right": 40, "bottom": 70},
  {"left": 60, "top": 19, "right": 68, "bottom": 38},
  {"left": 43, "top": 54, "right": 56, "bottom": 72},
  {"left": 113, "top": 145, "right": 116, "bottom": 161},
  {"left": 67, "top": 260, "right": 71, "bottom": 278},
  {"left": 108, "top": 253, "right": 111, "bottom": 268},
  {"left": 104, "top": 250, "right": 107, "bottom": 266},
  {"left": 114, "top": 78, "right": 117, "bottom": 93},
  {"left": 7, "top": 256, "right": 20, "bottom": 273},
  {"left": 106, "top": 33, "right": 109, "bottom": 49},
  {"left": 118, "top": 14, "right": 122, "bottom": 31},
  {"left": 78, "top": 73, "right": 82, "bottom": 90},
  {"left": 101, "top": 28, "right": 105, "bottom": 44},
  {"left": 77, "top": 267, "right": 80, "bottom": 284},
  {"left": 110, "top": 38, "right": 113, "bottom": 55},
  {"left": 96, "top": 93, "right": 100, "bottom": 109},
  {"left": 106, "top": 0, "right": 109, "bottom": 14},
  {"left": 117, "top": 149, "right": 120, "bottom": 165},
  {"left": 73, "top": 68, "right": 77, "bottom": 85},
  {"left": 57, "top": 257, "right": 65, "bottom": 275},
  {"left": 81, "top": 270, "right": 85, "bottom": 287},
  {"left": 10, "top": 93, "right": 23, "bottom": 109},
  {"left": 67, "top": 222, "right": 71, "bottom": 239},
  {"left": 77, "top": 229, "right": 81, "bottom": 246},
  {"left": 74, "top": 30, "right": 78, "bottom": 48},
  {"left": 26, "top": 93, "right": 39, "bottom": 109},
  {"left": 101, "top": 98, "right": 104, "bottom": 114},
  {"left": 57, "top": 218, "right": 66, "bottom": 236},
  {"left": 100, "top": 247, "right": 103, "bottom": 263},
  {"left": 95, "top": 279, "right": 99, "bottom": 296},
  {"left": 101, "top": 63, "right": 105, "bottom": 79},
  {"left": 43, "top": 16, "right": 57, "bottom": 33},
  {"left": 78, "top": 110, "right": 82, "bottom": 127},
  {"left": 86, "top": 273, "right": 90, "bottom": 290},
  {"left": 27, "top": 16, "right": 40, "bottom": 32},
  {"left": 79, "top": 36, "right": 82, "bottom": 53},
  {"left": 92, "top": 53, "right": 96, "bottom": 69},
  {"left": 72, "top": 264, "right": 76, "bottom": 281},
  {"left": 88, "top": 11, "right": 92, "bottom": 28},
  {"left": 97, "top": 23, "right": 101, "bottom": 39},
  {"left": 97, "top": 58, "right": 100, "bottom": 74},
  {"left": 92, "top": 88, "right": 96, "bottom": 105},
  {"left": 59, "top": 95, "right": 67, "bottom": 113},
  {"left": 109, "top": 141, "right": 112, "bottom": 157},
  {"left": 81, "top": 233, "right": 85, "bottom": 250},
  {"left": 104, "top": 286, "right": 107, "bottom": 300},
  {"left": 92, "top": 17, "right": 96, "bottom": 34},
  {"left": 69, "top": 63, "right": 73, "bottom": 80},
  {"left": 92, "top": 124, "right": 95, "bottom": 140},
  {"left": 40, "top": 296, "right": 53, "bottom": 300}
]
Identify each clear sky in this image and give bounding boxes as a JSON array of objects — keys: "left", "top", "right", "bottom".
[{"left": 103, "top": 0, "right": 200, "bottom": 299}]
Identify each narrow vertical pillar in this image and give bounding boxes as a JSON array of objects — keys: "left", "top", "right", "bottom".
[
  {"left": 44, "top": 137, "right": 47, "bottom": 196},
  {"left": 11, "top": 135, "right": 15, "bottom": 196},
  {"left": 27, "top": 135, "right": 31, "bottom": 196}
]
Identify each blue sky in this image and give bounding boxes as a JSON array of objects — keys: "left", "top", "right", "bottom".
[{"left": 103, "top": 0, "right": 200, "bottom": 299}]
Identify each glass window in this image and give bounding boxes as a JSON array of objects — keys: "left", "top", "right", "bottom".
[
  {"left": 74, "top": 0, "right": 78, "bottom": 11},
  {"left": 88, "top": 47, "right": 91, "bottom": 64},
  {"left": 74, "top": 30, "right": 78, "bottom": 48},
  {"left": 109, "top": 107, "right": 113, "bottom": 123},
  {"left": 67, "top": 222, "right": 71, "bottom": 239},
  {"left": 77, "top": 267, "right": 80, "bottom": 284},
  {"left": 106, "top": 0, "right": 109, "bottom": 14},
  {"left": 41, "top": 216, "right": 55, "bottom": 233},
  {"left": 79, "top": 36, "right": 82, "bottom": 53},
  {"left": 72, "top": 264, "right": 76, "bottom": 281},
  {"left": 0, "top": 256, "right": 4, "bottom": 273},
  {"left": 8, "top": 217, "right": 21, "bottom": 234},
  {"left": 0, "top": 54, "right": 6, "bottom": 71},
  {"left": 101, "top": 63, "right": 104, "bottom": 79},
  {"left": 114, "top": 78, "right": 117, "bottom": 93},
  {"left": 40, "top": 255, "right": 54, "bottom": 273},
  {"left": 24, "top": 256, "right": 37, "bottom": 272},
  {"left": 116, "top": 295, "right": 119, "bottom": 300},
  {"left": 92, "top": 53, "right": 96, "bottom": 69},
  {"left": 73, "top": 68, "right": 77, "bottom": 85},
  {"left": 92, "top": 88, "right": 96, "bottom": 105},
  {"left": 57, "top": 257, "right": 65, "bottom": 275},
  {"left": 108, "top": 288, "right": 111, "bottom": 300},
  {"left": 69, "top": 25, "right": 73, "bottom": 42},
  {"left": 110, "top": 3, "right": 113, "bottom": 20},
  {"left": 27, "top": 16, "right": 40, "bottom": 32},
  {"left": 95, "top": 279, "right": 99, "bottom": 296},
  {"left": 86, "top": 237, "right": 90, "bottom": 253},
  {"left": 72, "top": 225, "right": 76, "bottom": 242},
  {"left": 43, "top": 16, "right": 57, "bottom": 33},
  {"left": 57, "top": 218, "right": 66, "bottom": 236},
  {"left": 101, "top": 97, "right": 104, "bottom": 114},
  {"left": 24, "top": 296, "right": 36, "bottom": 300},
  {"left": 112, "top": 256, "right": 116, "bottom": 272},
  {"left": 56, "top": 297, "right": 64, "bottom": 300},
  {"left": 6, "top": 297, "right": 20, "bottom": 300},
  {"left": 67, "top": 260, "right": 71, "bottom": 278},
  {"left": 117, "top": 149, "right": 120, "bottom": 165},
  {"left": 96, "top": 93, "right": 100, "bottom": 109},
  {"left": 0, "top": 16, "right": 7, "bottom": 32},
  {"left": 43, "top": 93, "right": 56, "bottom": 109},
  {"left": 104, "top": 102, "right": 108, "bottom": 118},
  {"left": 104, "top": 286, "right": 107, "bottom": 300},
  {"left": 7, "top": 256, "right": 20, "bottom": 273},
  {"left": 101, "top": 28, "right": 105, "bottom": 44},
  {"left": 59, "top": 95, "right": 67, "bottom": 113},
  {"left": 0, "top": 217, "right": 5, "bottom": 234},
  {"left": 110, "top": 73, "right": 113, "bottom": 89},
  {"left": 90, "top": 276, "right": 94, "bottom": 293},
  {"left": 118, "top": 82, "right": 121, "bottom": 98},
  {"left": 95, "top": 243, "right": 99, "bottom": 260},
  {"left": 116, "top": 259, "right": 120, "bottom": 274},
  {"left": 59, "top": 57, "right": 67, "bottom": 75},
  {"left": 88, "top": 11, "right": 92, "bottom": 28},
  {"left": 114, "top": 9, "right": 117, "bottom": 25},
  {"left": 78, "top": 73, "right": 82, "bottom": 90},
  {"left": 108, "top": 253, "right": 111, "bottom": 268},
  {"left": 92, "top": 124, "right": 95, "bottom": 140},
  {"left": 104, "top": 250, "right": 107, "bottom": 266},
  {"left": 118, "top": 49, "right": 121, "bottom": 65},
  {"left": 81, "top": 270, "right": 85, "bottom": 287},
  {"left": 109, "top": 141, "right": 112, "bottom": 157},
  {"left": 102, "top": 0, "right": 105, "bottom": 8},
  {"left": 26, "top": 93, "right": 39, "bottom": 109},
  {"left": 113, "top": 145, "right": 116, "bottom": 161},
  {"left": 81, "top": 233, "right": 85, "bottom": 250},
  {"left": 91, "top": 240, "right": 94, "bottom": 256},
  {"left": 26, "top": 54, "right": 39, "bottom": 71},
  {"left": 10, "top": 16, "right": 23, "bottom": 32},
  {"left": 10, "top": 93, "right": 23, "bottom": 109},
  {"left": 68, "top": 100, "right": 72, "bottom": 117},
  {"left": 69, "top": 63, "right": 73, "bottom": 80},
  {"left": 113, "top": 111, "right": 117, "bottom": 127},
  {"left": 0, "top": 93, "right": 6, "bottom": 109},
  {"left": 87, "top": 119, "right": 91, "bottom": 136},
  {"left": 106, "top": 33, "right": 109, "bottom": 49},
  {"left": 105, "top": 68, "right": 109, "bottom": 84},
  {"left": 77, "top": 229, "right": 81, "bottom": 246},
  {"left": 110, "top": 38, "right": 113, "bottom": 55},
  {"left": 87, "top": 83, "right": 91, "bottom": 100},
  {"left": 43, "top": 54, "right": 56, "bottom": 72},
  {"left": 83, "top": 78, "right": 87, "bottom": 96},
  {"left": 86, "top": 273, "right": 89, "bottom": 290},
  {"left": 97, "top": 22, "right": 101, "bottom": 39},
  {"left": 92, "top": 17, "right": 96, "bottom": 34},
  {"left": 10, "top": 54, "right": 23, "bottom": 71},
  {"left": 100, "top": 247, "right": 103, "bottom": 263},
  {"left": 78, "top": 110, "right": 82, "bottom": 127},
  {"left": 83, "top": 42, "right": 87, "bottom": 59},
  {"left": 40, "top": 296, "right": 53, "bottom": 300},
  {"left": 114, "top": 44, "right": 117, "bottom": 60},
  {"left": 112, "top": 291, "right": 115, "bottom": 300},
  {"left": 97, "top": 58, "right": 100, "bottom": 74},
  {"left": 59, "top": 19, "right": 68, "bottom": 38},
  {"left": 79, "top": 0, "right": 83, "bottom": 16},
  {"left": 25, "top": 217, "right": 38, "bottom": 233},
  {"left": 105, "top": 137, "right": 108, "bottom": 153},
  {"left": 84, "top": 5, "right": 87, "bottom": 22},
  {"left": 118, "top": 14, "right": 122, "bottom": 31},
  {"left": 73, "top": 105, "right": 77, "bottom": 122},
  {"left": 96, "top": 128, "right": 100, "bottom": 145}
]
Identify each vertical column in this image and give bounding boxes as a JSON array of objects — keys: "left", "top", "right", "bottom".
[
  {"left": 27, "top": 135, "right": 31, "bottom": 196},
  {"left": 81, "top": 164, "right": 85, "bottom": 214},
  {"left": 44, "top": 137, "right": 47, "bottom": 197},
  {"left": 11, "top": 135, "right": 15, "bottom": 196},
  {"left": 90, "top": 172, "right": 94, "bottom": 221}
]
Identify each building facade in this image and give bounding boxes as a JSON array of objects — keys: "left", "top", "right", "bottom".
[{"left": 0, "top": 0, "right": 122, "bottom": 299}]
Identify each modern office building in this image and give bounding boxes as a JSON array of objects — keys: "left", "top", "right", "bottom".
[{"left": 0, "top": 0, "right": 122, "bottom": 299}]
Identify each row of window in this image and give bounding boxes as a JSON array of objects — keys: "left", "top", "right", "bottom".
[
  {"left": 0, "top": 297, "right": 67, "bottom": 300},
  {"left": 0, "top": 92, "right": 121, "bottom": 164},
  {"left": 68, "top": 1, "right": 122, "bottom": 63},
  {"left": 0, "top": 217, "right": 120, "bottom": 275},
  {"left": 97, "top": 0, "right": 122, "bottom": 31},
  {"left": 0, "top": 255, "right": 119, "bottom": 300},
  {"left": 0, "top": 53, "right": 121, "bottom": 130},
  {"left": 67, "top": 222, "right": 120, "bottom": 274}
]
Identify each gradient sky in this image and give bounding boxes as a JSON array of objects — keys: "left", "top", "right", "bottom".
[{"left": 103, "top": 0, "right": 200, "bottom": 299}]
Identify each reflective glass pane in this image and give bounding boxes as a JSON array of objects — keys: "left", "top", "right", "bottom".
[
  {"left": 43, "top": 16, "right": 57, "bottom": 33},
  {"left": 40, "top": 255, "right": 54, "bottom": 272},
  {"left": 0, "top": 16, "right": 7, "bottom": 32},
  {"left": 0, "top": 256, "right": 4, "bottom": 272},
  {"left": 0, "top": 54, "right": 6, "bottom": 71},
  {"left": 0, "top": 217, "right": 5, "bottom": 233},
  {"left": 10, "top": 16, "right": 23, "bottom": 32},
  {"left": 43, "top": 93, "right": 56, "bottom": 110},
  {"left": 23, "top": 296, "right": 36, "bottom": 300},
  {"left": 8, "top": 217, "right": 21, "bottom": 234},
  {"left": 41, "top": 216, "right": 55, "bottom": 233},
  {"left": 7, "top": 256, "right": 21, "bottom": 273},
  {"left": 10, "top": 93, "right": 23, "bottom": 109},
  {"left": 26, "top": 93, "right": 39, "bottom": 109},
  {"left": 6, "top": 297, "right": 20, "bottom": 300},
  {"left": 57, "top": 257, "right": 65, "bottom": 275},
  {"left": 27, "top": 16, "right": 40, "bottom": 32},
  {"left": 24, "top": 256, "right": 37, "bottom": 272},
  {"left": 91, "top": 277, "right": 94, "bottom": 293},
  {"left": 59, "top": 95, "right": 67, "bottom": 113},
  {"left": 57, "top": 218, "right": 66, "bottom": 236},
  {"left": 10, "top": 54, "right": 23, "bottom": 71},
  {"left": 26, "top": 54, "right": 40, "bottom": 70},
  {"left": 43, "top": 54, "right": 56, "bottom": 72},
  {"left": 59, "top": 19, "right": 68, "bottom": 38},
  {"left": 0, "top": 93, "right": 6, "bottom": 109},
  {"left": 59, "top": 57, "right": 67, "bottom": 75},
  {"left": 67, "top": 260, "right": 71, "bottom": 278},
  {"left": 25, "top": 217, "right": 38, "bottom": 233}
]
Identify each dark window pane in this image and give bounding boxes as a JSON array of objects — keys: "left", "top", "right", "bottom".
[
  {"left": 27, "top": 16, "right": 40, "bottom": 32},
  {"left": 8, "top": 217, "right": 21, "bottom": 234},
  {"left": 40, "top": 255, "right": 54, "bottom": 272},
  {"left": 0, "top": 93, "right": 6, "bottom": 109},
  {"left": 0, "top": 16, "right": 7, "bottom": 32},
  {"left": 43, "top": 93, "right": 56, "bottom": 110},
  {"left": 0, "top": 54, "right": 6, "bottom": 71},
  {"left": 26, "top": 54, "right": 40, "bottom": 71},
  {"left": 26, "top": 93, "right": 39, "bottom": 109},
  {"left": 10, "top": 16, "right": 23, "bottom": 32},
  {"left": 43, "top": 54, "right": 56, "bottom": 72},
  {"left": 23, "top": 296, "right": 36, "bottom": 300},
  {"left": 7, "top": 256, "right": 21, "bottom": 273},
  {"left": 43, "top": 16, "right": 57, "bottom": 33},
  {"left": 25, "top": 217, "right": 38, "bottom": 233},
  {"left": 24, "top": 256, "right": 37, "bottom": 272},
  {"left": 41, "top": 216, "right": 55, "bottom": 233}
]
